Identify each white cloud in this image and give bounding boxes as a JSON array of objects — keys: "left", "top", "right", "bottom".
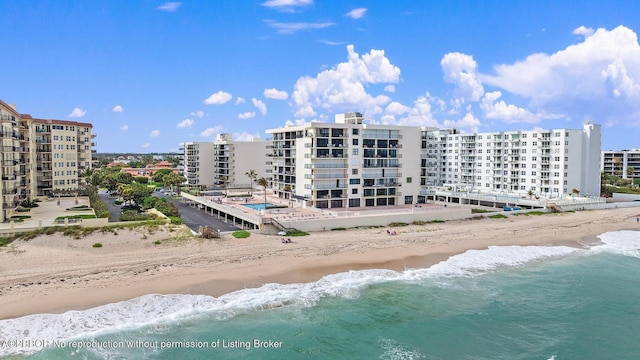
[
  {"left": 252, "top": 98, "right": 267, "bottom": 115},
  {"left": 573, "top": 26, "right": 594, "bottom": 37},
  {"left": 149, "top": 130, "right": 161, "bottom": 137},
  {"left": 318, "top": 39, "right": 346, "bottom": 46},
  {"left": 264, "top": 20, "right": 335, "bottom": 34},
  {"left": 200, "top": 126, "right": 224, "bottom": 137},
  {"left": 480, "top": 91, "right": 540, "bottom": 124},
  {"left": 157, "top": 2, "right": 181, "bottom": 12},
  {"left": 234, "top": 131, "right": 261, "bottom": 141},
  {"left": 384, "top": 85, "right": 396, "bottom": 93},
  {"left": 262, "top": 0, "right": 312, "bottom": 12},
  {"left": 393, "top": 95, "right": 438, "bottom": 127},
  {"left": 238, "top": 112, "right": 256, "bottom": 119},
  {"left": 177, "top": 118, "right": 194, "bottom": 128},
  {"left": 120, "top": 125, "right": 128, "bottom": 131},
  {"left": 345, "top": 8, "right": 367, "bottom": 19},
  {"left": 204, "top": 91, "right": 233, "bottom": 105},
  {"left": 443, "top": 112, "right": 481, "bottom": 133},
  {"left": 264, "top": 88, "right": 289, "bottom": 100},
  {"left": 112, "top": 105, "right": 123, "bottom": 113},
  {"left": 441, "top": 52, "right": 484, "bottom": 109},
  {"left": 480, "top": 25, "right": 640, "bottom": 124},
  {"left": 190, "top": 110, "right": 204, "bottom": 118},
  {"left": 291, "top": 44, "right": 400, "bottom": 118},
  {"left": 141, "top": 143, "right": 151, "bottom": 148},
  {"left": 235, "top": 97, "right": 246, "bottom": 105},
  {"left": 68, "top": 108, "right": 87, "bottom": 118},
  {"left": 385, "top": 101, "right": 411, "bottom": 116}
]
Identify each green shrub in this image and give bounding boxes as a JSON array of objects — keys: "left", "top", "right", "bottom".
[
  {"left": 331, "top": 227, "right": 346, "bottom": 231},
  {"left": 528, "top": 211, "right": 547, "bottom": 215},
  {"left": 285, "top": 229, "right": 309, "bottom": 237},
  {"left": 471, "top": 208, "right": 494, "bottom": 213},
  {"left": 92, "top": 243, "right": 103, "bottom": 248},
  {"left": 429, "top": 220, "right": 446, "bottom": 223},
  {"left": 154, "top": 240, "right": 162, "bottom": 245},
  {"left": 168, "top": 216, "right": 182, "bottom": 225},
  {"left": 135, "top": 176, "right": 149, "bottom": 184},
  {"left": 388, "top": 222, "right": 409, "bottom": 227},
  {"left": 232, "top": 230, "right": 251, "bottom": 238},
  {"left": 56, "top": 214, "right": 97, "bottom": 220},
  {"left": 489, "top": 214, "right": 508, "bottom": 219},
  {"left": 119, "top": 210, "right": 157, "bottom": 221},
  {"left": 15, "top": 207, "right": 31, "bottom": 212},
  {"left": 411, "top": 221, "right": 427, "bottom": 225}
]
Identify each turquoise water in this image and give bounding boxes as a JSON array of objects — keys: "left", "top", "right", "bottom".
[
  {"left": 2, "top": 230, "right": 640, "bottom": 359},
  {"left": 241, "top": 203, "right": 274, "bottom": 211}
]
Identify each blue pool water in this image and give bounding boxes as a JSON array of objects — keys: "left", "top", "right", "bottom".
[{"left": 241, "top": 203, "right": 274, "bottom": 211}]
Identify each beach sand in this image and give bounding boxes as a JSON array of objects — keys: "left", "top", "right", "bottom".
[{"left": 1, "top": 207, "right": 639, "bottom": 320}]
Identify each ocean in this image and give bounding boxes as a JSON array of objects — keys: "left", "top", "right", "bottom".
[{"left": 1, "top": 230, "right": 639, "bottom": 360}]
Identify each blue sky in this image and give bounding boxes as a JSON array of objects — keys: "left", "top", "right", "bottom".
[{"left": 2, "top": 0, "right": 640, "bottom": 153}]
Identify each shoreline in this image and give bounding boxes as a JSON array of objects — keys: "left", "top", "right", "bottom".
[{"left": 1, "top": 207, "right": 639, "bottom": 320}]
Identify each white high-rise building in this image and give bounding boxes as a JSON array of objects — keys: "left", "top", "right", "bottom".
[
  {"left": 212, "top": 133, "right": 270, "bottom": 188},
  {"left": 266, "top": 113, "right": 602, "bottom": 209},
  {"left": 181, "top": 142, "right": 215, "bottom": 187},
  {"left": 422, "top": 122, "right": 602, "bottom": 197},
  {"left": 602, "top": 149, "right": 640, "bottom": 180}
]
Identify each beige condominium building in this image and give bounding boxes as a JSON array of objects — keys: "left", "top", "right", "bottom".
[
  {"left": 602, "top": 149, "right": 640, "bottom": 180},
  {"left": 0, "top": 99, "right": 95, "bottom": 220},
  {"left": 181, "top": 134, "right": 270, "bottom": 189},
  {"left": 266, "top": 113, "right": 602, "bottom": 210}
]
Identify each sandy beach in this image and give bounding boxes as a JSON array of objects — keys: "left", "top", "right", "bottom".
[{"left": 1, "top": 207, "right": 639, "bottom": 320}]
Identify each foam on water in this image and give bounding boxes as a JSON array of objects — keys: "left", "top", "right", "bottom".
[{"left": 2, "top": 230, "right": 639, "bottom": 356}]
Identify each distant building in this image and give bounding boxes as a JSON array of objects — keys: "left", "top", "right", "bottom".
[
  {"left": 602, "top": 149, "right": 640, "bottom": 180},
  {"left": 180, "top": 134, "right": 270, "bottom": 188},
  {"left": 0, "top": 99, "right": 96, "bottom": 220}
]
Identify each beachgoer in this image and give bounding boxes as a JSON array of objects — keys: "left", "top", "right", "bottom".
[
  {"left": 637, "top": 217, "right": 639, "bottom": 223},
  {"left": 386, "top": 229, "right": 390, "bottom": 235}
]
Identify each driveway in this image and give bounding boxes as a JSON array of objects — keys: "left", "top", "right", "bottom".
[{"left": 98, "top": 189, "right": 122, "bottom": 222}]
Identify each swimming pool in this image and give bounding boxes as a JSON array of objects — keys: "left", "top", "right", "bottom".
[{"left": 241, "top": 203, "right": 274, "bottom": 211}]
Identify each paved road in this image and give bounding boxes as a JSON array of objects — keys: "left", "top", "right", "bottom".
[
  {"left": 155, "top": 192, "right": 240, "bottom": 233},
  {"left": 98, "top": 189, "right": 122, "bottom": 222}
]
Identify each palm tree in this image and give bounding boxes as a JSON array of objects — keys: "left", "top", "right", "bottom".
[
  {"left": 257, "top": 177, "right": 269, "bottom": 207},
  {"left": 245, "top": 169, "right": 257, "bottom": 196},
  {"left": 571, "top": 188, "right": 580, "bottom": 197},
  {"left": 527, "top": 189, "right": 534, "bottom": 199},
  {"left": 627, "top": 166, "right": 635, "bottom": 179}
]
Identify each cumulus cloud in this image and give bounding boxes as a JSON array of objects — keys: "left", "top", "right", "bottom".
[
  {"left": 291, "top": 44, "right": 400, "bottom": 118},
  {"left": 264, "top": 88, "right": 289, "bottom": 100},
  {"left": 190, "top": 110, "right": 204, "bottom": 118},
  {"left": 112, "top": 105, "right": 123, "bottom": 113},
  {"left": 149, "top": 130, "right": 160, "bottom": 137},
  {"left": 177, "top": 119, "right": 194, "bottom": 128},
  {"left": 264, "top": 20, "right": 335, "bottom": 34},
  {"left": 235, "top": 97, "right": 246, "bottom": 105},
  {"left": 204, "top": 91, "right": 233, "bottom": 105},
  {"left": 68, "top": 108, "right": 87, "bottom": 118},
  {"left": 252, "top": 98, "right": 267, "bottom": 115},
  {"left": 238, "top": 112, "right": 256, "bottom": 119},
  {"left": 441, "top": 52, "right": 484, "bottom": 109},
  {"left": 480, "top": 91, "right": 540, "bottom": 123},
  {"left": 200, "top": 126, "right": 224, "bottom": 137},
  {"left": 443, "top": 112, "right": 481, "bottom": 133},
  {"left": 234, "top": 131, "right": 261, "bottom": 141},
  {"left": 120, "top": 125, "right": 128, "bottom": 131},
  {"left": 157, "top": 2, "right": 181, "bottom": 12},
  {"left": 345, "top": 8, "right": 367, "bottom": 19},
  {"left": 480, "top": 25, "right": 640, "bottom": 123},
  {"left": 392, "top": 95, "right": 439, "bottom": 127},
  {"left": 573, "top": 26, "right": 594, "bottom": 37},
  {"left": 384, "top": 85, "right": 396, "bottom": 93}
]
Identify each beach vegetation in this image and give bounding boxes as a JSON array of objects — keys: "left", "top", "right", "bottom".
[
  {"left": 154, "top": 240, "right": 162, "bottom": 245},
  {"left": 86, "top": 185, "right": 110, "bottom": 218},
  {"left": 285, "top": 229, "right": 309, "bottom": 237},
  {"left": 429, "top": 220, "right": 446, "bottom": 223},
  {"left": 411, "top": 221, "right": 427, "bottom": 225},
  {"left": 143, "top": 197, "right": 180, "bottom": 217},
  {"left": 92, "top": 242, "right": 103, "bottom": 248},
  {"left": 168, "top": 216, "right": 182, "bottom": 225},
  {"left": 331, "top": 227, "right": 347, "bottom": 231},
  {"left": 56, "top": 214, "right": 97, "bottom": 220},
  {"left": 232, "top": 230, "right": 251, "bottom": 238},
  {"left": 471, "top": 208, "right": 494, "bottom": 214},
  {"left": 119, "top": 210, "right": 157, "bottom": 221},
  {"left": 388, "top": 222, "right": 409, "bottom": 227},
  {"left": 489, "top": 214, "right": 508, "bottom": 219}
]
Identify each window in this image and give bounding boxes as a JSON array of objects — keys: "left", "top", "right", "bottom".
[
  {"left": 352, "top": 129, "right": 359, "bottom": 135},
  {"left": 352, "top": 139, "right": 358, "bottom": 146},
  {"left": 349, "top": 178, "right": 360, "bottom": 185},
  {"left": 352, "top": 168, "right": 358, "bottom": 175},
  {"left": 351, "top": 189, "right": 358, "bottom": 195},
  {"left": 352, "top": 148, "right": 359, "bottom": 156},
  {"left": 406, "top": 177, "right": 412, "bottom": 183}
]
